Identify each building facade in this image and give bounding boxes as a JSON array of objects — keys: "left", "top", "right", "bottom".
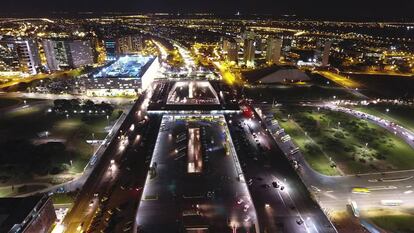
[
  {"left": 266, "top": 37, "right": 283, "bottom": 64},
  {"left": 0, "top": 38, "right": 41, "bottom": 75},
  {"left": 43, "top": 39, "right": 94, "bottom": 71},
  {"left": 243, "top": 39, "right": 255, "bottom": 66},
  {"left": 116, "top": 35, "right": 143, "bottom": 55}
]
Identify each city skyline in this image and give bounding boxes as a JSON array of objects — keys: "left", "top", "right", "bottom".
[{"left": 0, "top": 6, "right": 413, "bottom": 233}]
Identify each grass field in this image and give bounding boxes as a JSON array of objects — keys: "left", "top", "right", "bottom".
[
  {"left": 278, "top": 117, "right": 340, "bottom": 175},
  {"left": 353, "top": 104, "right": 414, "bottom": 133},
  {"left": 0, "top": 98, "right": 21, "bottom": 109},
  {"left": 273, "top": 105, "right": 414, "bottom": 175},
  {"left": 52, "top": 193, "right": 75, "bottom": 204},
  {"left": 368, "top": 212, "right": 414, "bottom": 233},
  {"left": 349, "top": 74, "right": 414, "bottom": 99},
  {"left": 0, "top": 100, "right": 122, "bottom": 186},
  {"left": 246, "top": 85, "right": 358, "bottom": 102}
]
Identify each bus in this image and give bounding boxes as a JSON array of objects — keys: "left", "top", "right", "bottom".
[
  {"left": 352, "top": 187, "right": 370, "bottom": 194},
  {"left": 380, "top": 200, "right": 403, "bottom": 206}
]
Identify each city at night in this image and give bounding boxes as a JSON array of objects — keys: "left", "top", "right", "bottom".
[{"left": 0, "top": 1, "right": 413, "bottom": 233}]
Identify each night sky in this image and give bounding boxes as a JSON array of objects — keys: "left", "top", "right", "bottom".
[{"left": 1, "top": 0, "right": 413, "bottom": 20}]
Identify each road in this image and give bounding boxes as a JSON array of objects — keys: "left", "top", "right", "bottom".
[
  {"left": 320, "top": 102, "right": 414, "bottom": 149},
  {"left": 227, "top": 111, "right": 337, "bottom": 233},
  {"left": 61, "top": 92, "right": 151, "bottom": 233}
]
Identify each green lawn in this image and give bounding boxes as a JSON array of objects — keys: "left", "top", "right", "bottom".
[
  {"left": 245, "top": 85, "right": 360, "bottom": 102},
  {"left": 0, "top": 98, "right": 21, "bottom": 109},
  {"left": 51, "top": 193, "right": 75, "bottom": 204},
  {"left": 370, "top": 214, "right": 414, "bottom": 233},
  {"left": 273, "top": 105, "right": 414, "bottom": 175},
  {"left": 0, "top": 101, "right": 123, "bottom": 185},
  {"left": 277, "top": 118, "right": 340, "bottom": 176}
]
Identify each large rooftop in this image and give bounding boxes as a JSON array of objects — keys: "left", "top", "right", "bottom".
[
  {"left": 92, "top": 55, "right": 154, "bottom": 79},
  {"left": 166, "top": 81, "right": 220, "bottom": 105}
]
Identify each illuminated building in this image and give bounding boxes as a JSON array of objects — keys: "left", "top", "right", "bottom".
[
  {"left": 69, "top": 40, "right": 95, "bottom": 68},
  {"left": 85, "top": 55, "right": 159, "bottom": 96},
  {"left": 104, "top": 39, "right": 117, "bottom": 61},
  {"left": 0, "top": 38, "right": 41, "bottom": 75},
  {"left": 116, "top": 35, "right": 143, "bottom": 55},
  {"left": 314, "top": 41, "right": 332, "bottom": 67},
  {"left": 43, "top": 39, "right": 94, "bottom": 71},
  {"left": 266, "top": 37, "right": 282, "bottom": 64},
  {"left": 243, "top": 39, "right": 255, "bottom": 66},
  {"left": 222, "top": 39, "right": 238, "bottom": 63}
]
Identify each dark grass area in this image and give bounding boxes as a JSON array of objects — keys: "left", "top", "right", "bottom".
[{"left": 349, "top": 74, "right": 414, "bottom": 99}]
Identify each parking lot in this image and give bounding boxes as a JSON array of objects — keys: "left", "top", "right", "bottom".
[{"left": 136, "top": 114, "right": 258, "bottom": 232}]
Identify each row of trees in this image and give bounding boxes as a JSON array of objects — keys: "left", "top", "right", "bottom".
[{"left": 53, "top": 99, "right": 114, "bottom": 115}]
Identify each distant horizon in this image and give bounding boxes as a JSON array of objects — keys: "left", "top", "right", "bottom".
[
  {"left": 0, "top": 11, "right": 413, "bottom": 22},
  {"left": 1, "top": 0, "right": 413, "bottom": 21}
]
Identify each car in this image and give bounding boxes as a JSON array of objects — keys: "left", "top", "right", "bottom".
[
  {"left": 272, "top": 181, "right": 279, "bottom": 188},
  {"left": 296, "top": 218, "right": 304, "bottom": 225},
  {"left": 280, "top": 186, "right": 285, "bottom": 191}
]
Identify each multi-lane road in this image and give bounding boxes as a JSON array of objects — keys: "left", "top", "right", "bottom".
[
  {"left": 228, "top": 110, "right": 337, "bottom": 233},
  {"left": 61, "top": 92, "right": 155, "bottom": 233}
]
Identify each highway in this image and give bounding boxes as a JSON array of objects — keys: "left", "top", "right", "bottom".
[
  {"left": 320, "top": 102, "right": 414, "bottom": 149},
  {"left": 227, "top": 111, "right": 337, "bottom": 233},
  {"left": 60, "top": 92, "right": 153, "bottom": 233}
]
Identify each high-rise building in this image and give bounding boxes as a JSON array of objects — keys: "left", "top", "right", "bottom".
[
  {"left": 104, "top": 39, "right": 116, "bottom": 61},
  {"left": 222, "top": 38, "right": 231, "bottom": 52},
  {"left": 69, "top": 40, "right": 94, "bottom": 68},
  {"left": 266, "top": 38, "right": 283, "bottom": 64},
  {"left": 0, "top": 40, "right": 20, "bottom": 72},
  {"left": 43, "top": 39, "right": 94, "bottom": 71},
  {"left": 243, "top": 39, "right": 255, "bottom": 66},
  {"left": 242, "top": 31, "right": 256, "bottom": 41},
  {"left": 116, "top": 35, "right": 143, "bottom": 55},
  {"left": 321, "top": 41, "right": 332, "bottom": 67},
  {"left": 227, "top": 41, "right": 239, "bottom": 63},
  {"left": 314, "top": 41, "right": 332, "bottom": 67},
  {"left": 222, "top": 38, "right": 238, "bottom": 63},
  {"left": 0, "top": 38, "right": 41, "bottom": 75},
  {"left": 43, "top": 39, "right": 71, "bottom": 71},
  {"left": 282, "top": 36, "right": 293, "bottom": 52},
  {"left": 15, "top": 39, "right": 41, "bottom": 75}
]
